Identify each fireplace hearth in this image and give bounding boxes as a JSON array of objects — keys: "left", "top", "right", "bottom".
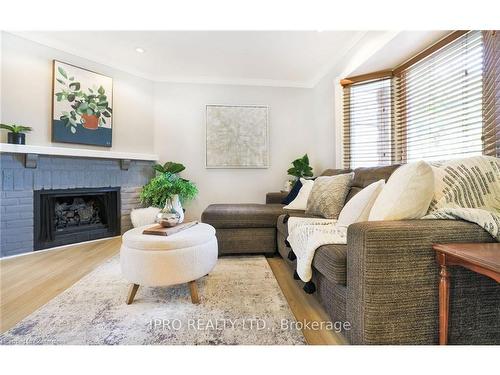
[{"left": 34, "top": 187, "right": 121, "bottom": 250}]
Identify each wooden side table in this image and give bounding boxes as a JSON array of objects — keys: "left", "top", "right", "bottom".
[{"left": 433, "top": 243, "right": 500, "bottom": 345}]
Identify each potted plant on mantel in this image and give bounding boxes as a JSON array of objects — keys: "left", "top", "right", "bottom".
[
  {"left": 0, "top": 123, "right": 33, "bottom": 145},
  {"left": 140, "top": 161, "right": 198, "bottom": 226}
]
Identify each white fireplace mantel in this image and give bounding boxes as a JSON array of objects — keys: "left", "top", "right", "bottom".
[{"left": 0, "top": 143, "right": 158, "bottom": 162}]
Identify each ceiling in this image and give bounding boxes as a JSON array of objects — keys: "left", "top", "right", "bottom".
[
  {"left": 12, "top": 31, "right": 365, "bottom": 87},
  {"left": 348, "top": 30, "right": 450, "bottom": 76},
  {"left": 9, "top": 30, "right": 450, "bottom": 87}
]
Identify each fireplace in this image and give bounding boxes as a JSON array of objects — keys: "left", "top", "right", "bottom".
[{"left": 34, "top": 187, "right": 121, "bottom": 250}]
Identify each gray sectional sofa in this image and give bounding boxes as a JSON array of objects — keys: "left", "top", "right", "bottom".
[{"left": 202, "top": 166, "right": 500, "bottom": 344}]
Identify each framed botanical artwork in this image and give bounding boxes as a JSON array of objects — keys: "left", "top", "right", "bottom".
[
  {"left": 52, "top": 60, "right": 113, "bottom": 147},
  {"left": 206, "top": 104, "right": 269, "bottom": 168}
]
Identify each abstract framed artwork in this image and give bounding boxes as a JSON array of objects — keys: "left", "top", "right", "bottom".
[
  {"left": 52, "top": 60, "right": 113, "bottom": 147},
  {"left": 206, "top": 104, "right": 269, "bottom": 168}
]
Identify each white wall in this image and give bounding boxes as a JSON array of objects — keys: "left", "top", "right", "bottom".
[
  {"left": 3, "top": 31, "right": 446, "bottom": 223},
  {"left": 0, "top": 32, "right": 349, "bottom": 221},
  {"left": 311, "top": 31, "right": 404, "bottom": 169},
  {"left": 0, "top": 32, "right": 155, "bottom": 153},
  {"left": 0, "top": 32, "right": 338, "bottom": 221},
  {"left": 311, "top": 69, "right": 338, "bottom": 168},
  {"left": 153, "top": 82, "right": 335, "bottom": 220}
]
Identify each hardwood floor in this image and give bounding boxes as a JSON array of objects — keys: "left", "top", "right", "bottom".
[
  {"left": 267, "top": 257, "right": 347, "bottom": 345},
  {"left": 1, "top": 239, "right": 345, "bottom": 344},
  {"left": 0, "top": 237, "right": 121, "bottom": 333}
]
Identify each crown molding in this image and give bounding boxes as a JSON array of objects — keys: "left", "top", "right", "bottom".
[
  {"left": 5, "top": 31, "right": 365, "bottom": 89},
  {"left": 153, "top": 75, "right": 310, "bottom": 88}
]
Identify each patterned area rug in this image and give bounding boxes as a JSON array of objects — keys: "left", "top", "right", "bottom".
[{"left": 0, "top": 256, "right": 305, "bottom": 345}]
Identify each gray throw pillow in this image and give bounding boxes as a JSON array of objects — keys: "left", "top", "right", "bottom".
[{"left": 306, "top": 172, "right": 354, "bottom": 219}]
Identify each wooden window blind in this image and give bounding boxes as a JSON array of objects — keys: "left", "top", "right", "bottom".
[
  {"left": 343, "top": 78, "right": 392, "bottom": 169},
  {"left": 393, "top": 31, "right": 485, "bottom": 162},
  {"left": 482, "top": 30, "right": 499, "bottom": 157}
]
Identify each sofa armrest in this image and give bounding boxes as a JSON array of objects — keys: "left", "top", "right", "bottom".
[
  {"left": 346, "top": 220, "right": 498, "bottom": 345},
  {"left": 266, "top": 192, "right": 288, "bottom": 204}
]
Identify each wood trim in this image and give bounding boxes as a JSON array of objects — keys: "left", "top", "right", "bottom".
[
  {"left": 340, "top": 70, "right": 393, "bottom": 87},
  {"left": 481, "top": 30, "right": 499, "bottom": 157},
  {"left": 342, "top": 86, "right": 351, "bottom": 169},
  {"left": 393, "top": 30, "right": 469, "bottom": 76},
  {"left": 340, "top": 31, "right": 470, "bottom": 86}
]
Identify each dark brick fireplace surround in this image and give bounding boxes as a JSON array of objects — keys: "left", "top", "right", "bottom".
[{"left": 0, "top": 152, "right": 154, "bottom": 257}]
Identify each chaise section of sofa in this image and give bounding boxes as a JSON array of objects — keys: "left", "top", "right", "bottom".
[{"left": 201, "top": 203, "right": 284, "bottom": 255}]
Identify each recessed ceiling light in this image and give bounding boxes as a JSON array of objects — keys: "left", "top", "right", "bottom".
[{"left": 135, "top": 47, "right": 145, "bottom": 54}]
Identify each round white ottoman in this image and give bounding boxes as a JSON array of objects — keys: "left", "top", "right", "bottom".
[{"left": 120, "top": 223, "right": 218, "bottom": 304}]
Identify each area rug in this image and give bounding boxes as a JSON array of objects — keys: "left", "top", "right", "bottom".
[{"left": 0, "top": 256, "right": 306, "bottom": 345}]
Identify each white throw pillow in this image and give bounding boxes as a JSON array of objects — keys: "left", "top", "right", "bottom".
[
  {"left": 283, "top": 178, "right": 314, "bottom": 211},
  {"left": 368, "top": 161, "right": 434, "bottom": 221},
  {"left": 337, "top": 179, "right": 385, "bottom": 227}
]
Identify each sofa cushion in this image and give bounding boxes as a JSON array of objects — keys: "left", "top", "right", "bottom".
[
  {"left": 345, "top": 164, "right": 400, "bottom": 203},
  {"left": 283, "top": 178, "right": 314, "bottom": 210},
  {"left": 265, "top": 191, "right": 288, "bottom": 204},
  {"left": 201, "top": 204, "right": 284, "bottom": 229},
  {"left": 321, "top": 168, "right": 352, "bottom": 176},
  {"left": 312, "top": 244, "right": 347, "bottom": 286},
  {"left": 369, "top": 161, "right": 434, "bottom": 220},
  {"left": 281, "top": 179, "right": 302, "bottom": 205},
  {"left": 306, "top": 173, "right": 354, "bottom": 218},
  {"left": 337, "top": 179, "right": 385, "bottom": 227}
]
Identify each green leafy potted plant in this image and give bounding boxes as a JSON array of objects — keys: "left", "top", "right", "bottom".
[
  {"left": 152, "top": 161, "right": 187, "bottom": 175},
  {"left": 140, "top": 161, "right": 198, "bottom": 224},
  {"left": 0, "top": 123, "right": 33, "bottom": 145},
  {"left": 284, "top": 154, "right": 314, "bottom": 191},
  {"left": 54, "top": 66, "right": 112, "bottom": 133}
]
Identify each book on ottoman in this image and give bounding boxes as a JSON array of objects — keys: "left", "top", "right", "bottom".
[{"left": 142, "top": 221, "right": 198, "bottom": 236}]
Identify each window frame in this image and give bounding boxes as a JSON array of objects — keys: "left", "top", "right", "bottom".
[{"left": 341, "top": 30, "right": 498, "bottom": 169}]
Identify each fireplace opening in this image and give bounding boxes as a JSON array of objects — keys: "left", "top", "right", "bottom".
[
  {"left": 55, "top": 196, "right": 104, "bottom": 231},
  {"left": 34, "top": 187, "right": 120, "bottom": 250}
]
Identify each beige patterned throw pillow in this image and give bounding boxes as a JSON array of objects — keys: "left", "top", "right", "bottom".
[{"left": 306, "top": 173, "right": 354, "bottom": 219}]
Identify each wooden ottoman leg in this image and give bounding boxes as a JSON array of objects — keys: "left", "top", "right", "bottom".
[
  {"left": 126, "top": 283, "right": 140, "bottom": 305},
  {"left": 188, "top": 280, "right": 199, "bottom": 304}
]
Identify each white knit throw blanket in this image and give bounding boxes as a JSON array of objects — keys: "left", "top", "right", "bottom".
[
  {"left": 287, "top": 157, "right": 500, "bottom": 283},
  {"left": 287, "top": 217, "right": 347, "bottom": 282}
]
